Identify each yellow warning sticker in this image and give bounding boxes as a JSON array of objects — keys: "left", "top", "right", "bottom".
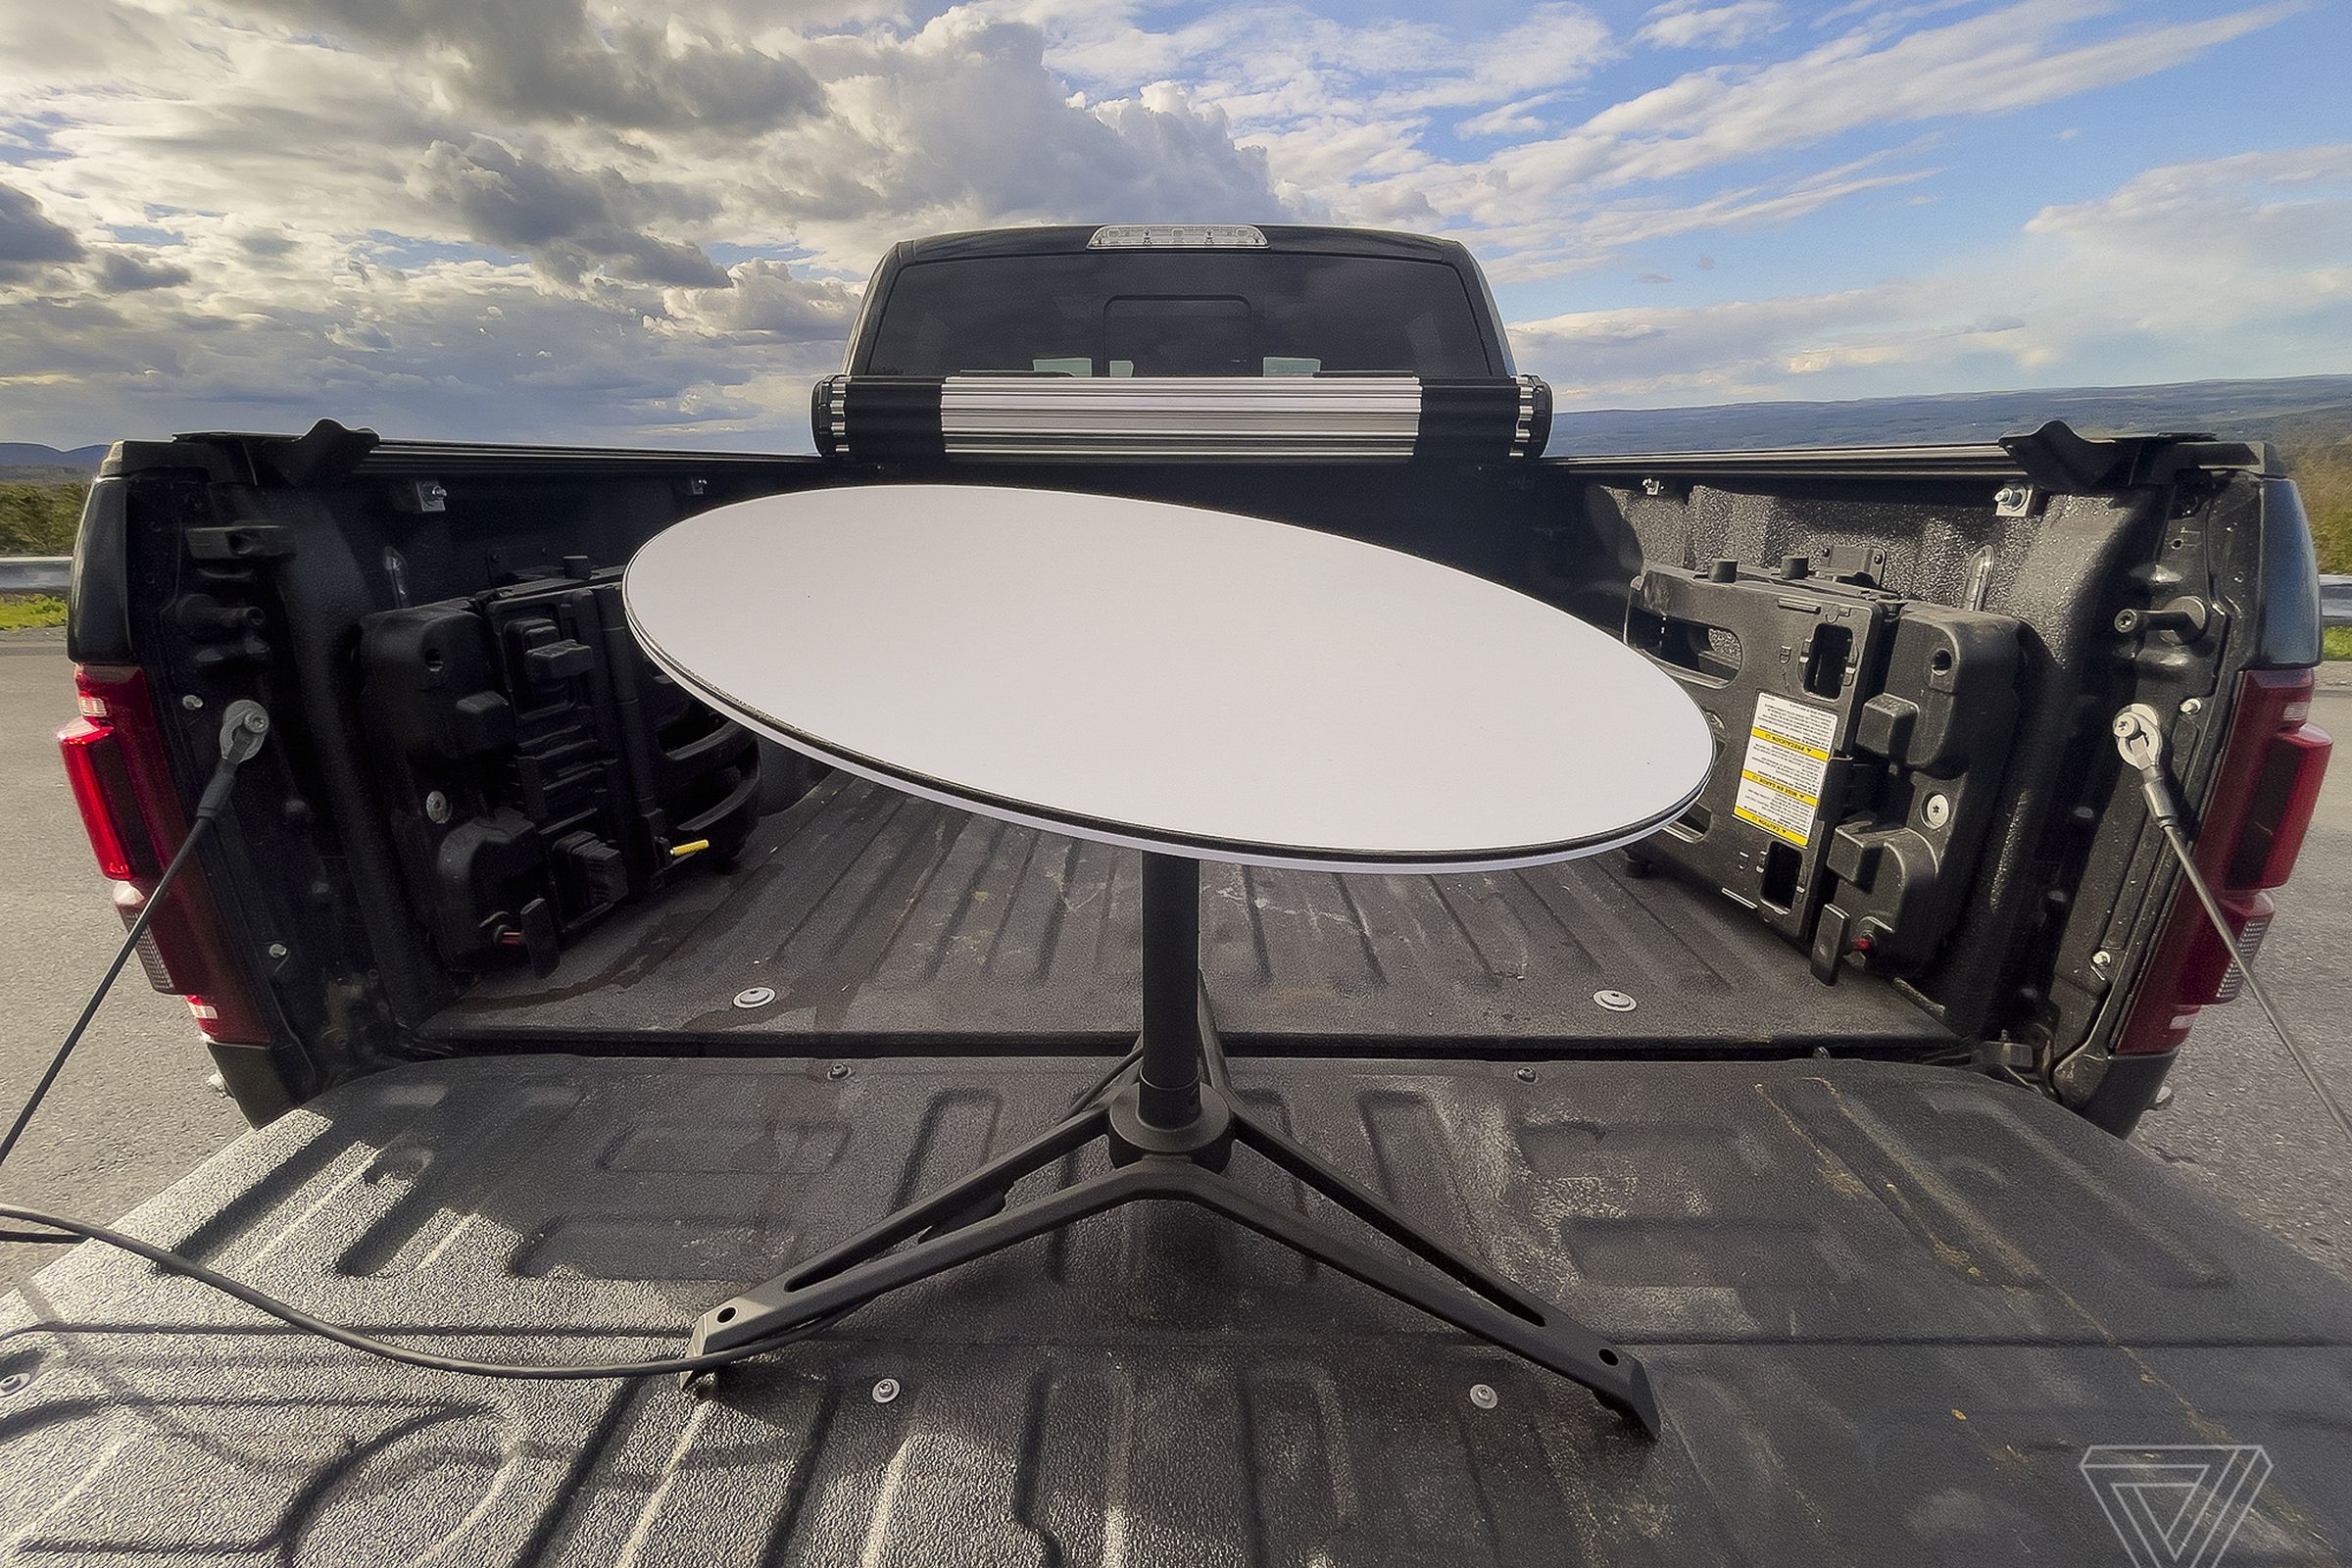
[{"left": 1733, "top": 693, "right": 1835, "bottom": 848}]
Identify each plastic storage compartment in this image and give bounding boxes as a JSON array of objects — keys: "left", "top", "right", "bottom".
[
  {"left": 357, "top": 558, "right": 761, "bottom": 974},
  {"left": 1626, "top": 553, "right": 2022, "bottom": 983}
]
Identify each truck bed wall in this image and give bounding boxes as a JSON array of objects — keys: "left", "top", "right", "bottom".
[{"left": 92, "top": 444, "right": 2246, "bottom": 1113}]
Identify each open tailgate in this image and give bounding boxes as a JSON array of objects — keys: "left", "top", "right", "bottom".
[{"left": 4, "top": 1054, "right": 2347, "bottom": 1563}]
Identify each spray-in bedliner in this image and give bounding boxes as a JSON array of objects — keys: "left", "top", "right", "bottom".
[
  {"left": 430, "top": 775, "right": 1955, "bottom": 1052},
  {"left": 4, "top": 1053, "right": 2345, "bottom": 1564}
]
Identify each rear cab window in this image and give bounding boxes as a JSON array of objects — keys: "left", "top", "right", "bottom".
[{"left": 858, "top": 252, "right": 1497, "bottom": 377}]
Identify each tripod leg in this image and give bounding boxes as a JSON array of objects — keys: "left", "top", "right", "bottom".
[
  {"left": 762, "top": 1101, "right": 1110, "bottom": 1295},
  {"left": 1227, "top": 1102, "right": 1551, "bottom": 1322},
  {"left": 1154, "top": 1161, "right": 1660, "bottom": 1437},
  {"left": 692, "top": 1158, "right": 1158, "bottom": 1356}
]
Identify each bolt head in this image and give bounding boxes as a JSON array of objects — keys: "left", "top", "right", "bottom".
[
  {"left": 268, "top": 942, "right": 288, "bottom": 959},
  {"left": 827, "top": 1062, "right": 851, "bottom": 1080},
  {"left": 1592, "top": 990, "right": 1637, "bottom": 1012},
  {"left": 179, "top": 694, "right": 204, "bottom": 710},
  {"left": 1514, "top": 1066, "right": 1537, "bottom": 1084},
  {"left": 1922, "top": 792, "right": 1952, "bottom": 829},
  {"left": 2180, "top": 698, "right": 2204, "bottom": 716},
  {"left": 0, "top": 1372, "right": 29, "bottom": 1397},
  {"left": 1468, "top": 1383, "right": 1498, "bottom": 1410},
  {"left": 422, "top": 790, "right": 452, "bottom": 824},
  {"left": 733, "top": 986, "right": 776, "bottom": 1009},
  {"left": 2092, "top": 949, "right": 2113, "bottom": 970},
  {"left": 871, "top": 1377, "right": 901, "bottom": 1404}
]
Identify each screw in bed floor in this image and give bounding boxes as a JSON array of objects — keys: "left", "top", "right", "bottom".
[
  {"left": 871, "top": 1377, "right": 900, "bottom": 1404},
  {"left": 733, "top": 987, "right": 775, "bottom": 1009},
  {"left": 1468, "top": 1383, "right": 1498, "bottom": 1410}
]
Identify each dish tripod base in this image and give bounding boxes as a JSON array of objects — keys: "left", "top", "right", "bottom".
[{"left": 683, "top": 854, "right": 1661, "bottom": 1438}]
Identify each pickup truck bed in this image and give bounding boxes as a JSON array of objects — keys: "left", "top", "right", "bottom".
[
  {"left": 4, "top": 1054, "right": 2345, "bottom": 1563},
  {"left": 433, "top": 775, "right": 1956, "bottom": 1053}
]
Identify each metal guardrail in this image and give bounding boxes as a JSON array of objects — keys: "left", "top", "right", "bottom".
[
  {"left": 2323, "top": 574, "right": 2351, "bottom": 629},
  {"left": 0, "top": 557, "right": 69, "bottom": 593}
]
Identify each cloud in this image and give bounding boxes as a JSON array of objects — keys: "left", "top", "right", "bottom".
[
  {"left": 0, "top": 0, "right": 2320, "bottom": 445},
  {"left": 1512, "top": 146, "right": 2352, "bottom": 406},
  {"left": 0, "top": 180, "right": 86, "bottom": 281},
  {"left": 666, "top": 260, "right": 858, "bottom": 342},
  {"left": 0, "top": 255, "right": 855, "bottom": 451},
  {"left": 981, "top": 1, "right": 1617, "bottom": 207},
  {"left": 1185, "top": 0, "right": 2298, "bottom": 283},
  {"left": 409, "top": 137, "right": 726, "bottom": 286},
  {"left": 0, "top": 0, "right": 1321, "bottom": 444},
  {"left": 1636, "top": 2, "right": 1788, "bottom": 50},
  {"left": 785, "top": 22, "right": 1292, "bottom": 241},
  {"left": 1494, "top": 0, "right": 2299, "bottom": 198},
  {"left": 90, "top": 250, "right": 192, "bottom": 293},
  {"left": 1456, "top": 96, "right": 1563, "bottom": 140},
  {"left": 227, "top": 0, "right": 827, "bottom": 131}
]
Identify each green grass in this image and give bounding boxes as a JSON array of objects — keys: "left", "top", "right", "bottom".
[
  {"left": 0, "top": 593, "right": 67, "bottom": 630},
  {"left": 2270, "top": 426, "right": 2351, "bottom": 575},
  {"left": 2326, "top": 625, "right": 2352, "bottom": 662},
  {"left": 0, "top": 482, "right": 86, "bottom": 556}
]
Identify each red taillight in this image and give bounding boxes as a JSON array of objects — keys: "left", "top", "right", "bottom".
[
  {"left": 58, "top": 664, "right": 271, "bottom": 1045},
  {"left": 2117, "top": 667, "right": 2332, "bottom": 1054},
  {"left": 58, "top": 715, "right": 150, "bottom": 880}
]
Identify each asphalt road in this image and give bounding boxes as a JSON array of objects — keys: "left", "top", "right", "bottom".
[
  {"left": 0, "top": 633, "right": 244, "bottom": 1287},
  {"left": 2136, "top": 665, "right": 2352, "bottom": 1281},
  {"left": 1, "top": 631, "right": 2347, "bottom": 1291}
]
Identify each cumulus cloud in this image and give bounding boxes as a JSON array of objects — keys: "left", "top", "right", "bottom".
[
  {"left": 89, "top": 251, "right": 192, "bottom": 293},
  {"left": 0, "top": 0, "right": 2324, "bottom": 445},
  {"left": 409, "top": 137, "right": 725, "bottom": 286},
  {"left": 0, "top": 256, "right": 855, "bottom": 450},
  {"left": 667, "top": 261, "right": 858, "bottom": 341},
  {"left": 775, "top": 22, "right": 1292, "bottom": 246},
  {"left": 0, "top": 0, "right": 1309, "bottom": 444},
  {"left": 0, "top": 181, "right": 86, "bottom": 281},
  {"left": 230, "top": 0, "right": 827, "bottom": 131}
]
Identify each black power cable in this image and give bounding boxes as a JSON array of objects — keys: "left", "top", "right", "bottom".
[
  {"left": 1, "top": 698, "right": 844, "bottom": 1378},
  {"left": 0, "top": 1203, "right": 845, "bottom": 1377},
  {"left": 0, "top": 703, "right": 268, "bottom": 1235},
  {"left": 8, "top": 694, "right": 2342, "bottom": 1385}
]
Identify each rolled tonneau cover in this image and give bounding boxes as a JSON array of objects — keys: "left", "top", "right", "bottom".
[{"left": 810, "top": 372, "right": 1551, "bottom": 464}]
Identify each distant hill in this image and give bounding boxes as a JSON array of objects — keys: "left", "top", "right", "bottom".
[
  {"left": 1545, "top": 374, "right": 2352, "bottom": 454},
  {"left": 0, "top": 443, "right": 106, "bottom": 474},
  {"left": 11, "top": 374, "right": 2352, "bottom": 466}
]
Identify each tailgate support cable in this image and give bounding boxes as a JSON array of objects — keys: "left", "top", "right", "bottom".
[
  {"left": 2112, "top": 704, "right": 2352, "bottom": 1145},
  {"left": 5, "top": 698, "right": 2341, "bottom": 1380},
  {"left": 0, "top": 701, "right": 271, "bottom": 1187}
]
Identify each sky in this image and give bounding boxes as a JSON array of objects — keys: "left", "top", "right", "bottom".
[{"left": 0, "top": 0, "right": 2346, "bottom": 450}]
